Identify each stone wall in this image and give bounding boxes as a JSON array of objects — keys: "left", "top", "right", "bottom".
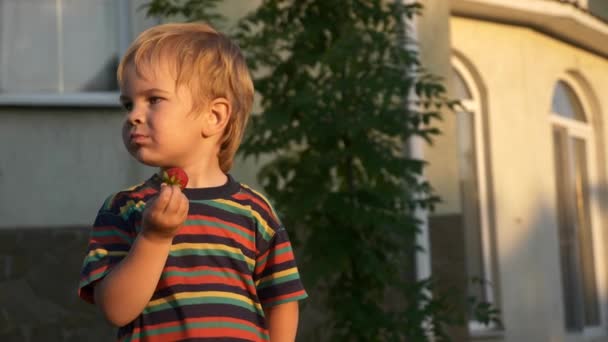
[
  {"left": 0, "top": 227, "right": 114, "bottom": 342},
  {"left": 0, "top": 227, "right": 321, "bottom": 342}
]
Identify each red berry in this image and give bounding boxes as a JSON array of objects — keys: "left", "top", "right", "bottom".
[{"left": 162, "top": 167, "right": 188, "bottom": 189}]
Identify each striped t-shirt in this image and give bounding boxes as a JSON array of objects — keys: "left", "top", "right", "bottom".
[{"left": 78, "top": 173, "right": 307, "bottom": 341}]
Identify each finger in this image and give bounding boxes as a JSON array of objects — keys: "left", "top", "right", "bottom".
[
  {"left": 156, "top": 184, "right": 173, "bottom": 213},
  {"left": 164, "top": 185, "right": 181, "bottom": 214},
  {"left": 174, "top": 193, "right": 188, "bottom": 222},
  {"left": 178, "top": 193, "right": 189, "bottom": 219}
]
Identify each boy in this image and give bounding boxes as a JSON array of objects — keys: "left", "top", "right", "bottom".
[{"left": 78, "top": 23, "right": 307, "bottom": 342}]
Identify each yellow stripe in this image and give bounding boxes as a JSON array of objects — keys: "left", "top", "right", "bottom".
[
  {"left": 214, "top": 199, "right": 275, "bottom": 239},
  {"left": 255, "top": 267, "right": 298, "bottom": 286},
  {"left": 147, "top": 291, "right": 263, "bottom": 312},
  {"left": 119, "top": 200, "right": 146, "bottom": 217},
  {"left": 87, "top": 248, "right": 128, "bottom": 258},
  {"left": 172, "top": 243, "right": 255, "bottom": 267},
  {"left": 241, "top": 185, "right": 281, "bottom": 221}
]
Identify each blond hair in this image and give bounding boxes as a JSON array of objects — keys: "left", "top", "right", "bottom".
[{"left": 117, "top": 22, "right": 254, "bottom": 172}]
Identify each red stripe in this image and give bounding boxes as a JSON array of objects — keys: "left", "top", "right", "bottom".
[
  {"left": 232, "top": 192, "right": 276, "bottom": 221},
  {"left": 163, "top": 265, "right": 245, "bottom": 276},
  {"left": 134, "top": 315, "right": 264, "bottom": 334},
  {"left": 131, "top": 325, "right": 264, "bottom": 342},
  {"left": 83, "top": 264, "right": 110, "bottom": 280},
  {"left": 130, "top": 187, "right": 157, "bottom": 199},
  {"left": 185, "top": 214, "right": 255, "bottom": 238},
  {"left": 267, "top": 250, "right": 295, "bottom": 267},
  {"left": 274, "top": 241, "right": 290, "bottom": 250},
  {"left": 91, "top": 235, "right": 129, "bottom": 245},
  {"left": 179, "top": 224, "right": 254, "bottom": 251},
  {"left": 256, "top": 242, "right": 292, "bottom": 272},
  {"left": 255, "top": 250, "right": 271, "bottom": 274},
  {"left": 78, "top": 265, "right": 111, "bottom": 304},
  {"left": 157, "top": 274, "right": 256, "bottom": 293}
]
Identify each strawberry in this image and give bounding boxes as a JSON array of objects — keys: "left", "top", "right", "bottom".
[{"left": 161, "top": 167, "right": 189, "bottom": 189}]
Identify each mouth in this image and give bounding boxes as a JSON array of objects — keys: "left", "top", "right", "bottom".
[{"left": 129, "top": 133, "right": 149, "bottom": 144}]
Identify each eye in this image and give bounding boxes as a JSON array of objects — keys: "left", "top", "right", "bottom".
[
  {"left": 149, "top": 96, "right": 164, "bottom": 105},
  {"left": 121, "top": 101, "right": 133, "bottom": 112}
]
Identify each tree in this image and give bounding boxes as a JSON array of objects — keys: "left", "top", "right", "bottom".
[{"left": 146, "top": 1, "right": 466, "bottom": 340}]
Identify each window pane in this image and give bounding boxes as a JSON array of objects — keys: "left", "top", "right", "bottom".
[
  {"left": 429, "top": 111, "right": 486, "bottom": 322},
  {"left": 553, "top": 127, "right": 600, "bottom": 330},
  {"left": 0, "top": 0, "right": 59, "bottom": 92},
  {"left": 552, "top": 81, "right": 586, "bottom": 122},
  {"left": 457, "top": 111, "right": 486, "bottom": 309},
  {"left": 553, "top": 126, "right": 584, "bottom": 331},
  {"left": 572, "top": 137, "right": 600, "bottom": 326},
  {"left": 0, "top": 0, "right": 120, "bottom": 93},
  {"left": 452, "top": 68, "right": 472, "bottom": 100},
  {"left": 63, "top": 0, "right": 120, "bottom": 92}
]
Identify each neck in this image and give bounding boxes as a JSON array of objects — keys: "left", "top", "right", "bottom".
[{"left": 160, "top": 159, "right": 227, "bottom": 189}]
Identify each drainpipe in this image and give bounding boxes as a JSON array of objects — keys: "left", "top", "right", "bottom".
[{"left": 400, "top": 0, "right": 434, "bottom": 339}]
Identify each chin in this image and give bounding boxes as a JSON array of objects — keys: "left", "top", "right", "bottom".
[{"left": 128, "top": 150, "right": 163, "bottom": 167}]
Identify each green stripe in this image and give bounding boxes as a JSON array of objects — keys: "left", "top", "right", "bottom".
[
  {"left": 170, "top": 248, "right": 254, "bottom": 272},
  {"left": 257, "top": 273, "right": 301, "bottom": 289},
  {"left": 91, "top": 229, "right": 134, "bottom": 244},
  {"left": 144, "top": 296, "right": 260, "bottom": 314},
  {"left": 191, "top": 199, "right": 251, "bottom": 216},
  {"left": 102, "top": 194, "right": 116, "bottom": 211},
  {"left": 171, "top": 248, "right": 248, "bottom": 263},
  {"left": 78, "top": 270, "right": 107, "bottom": 288},
  {"left": 162, "top": 269, "right": 254, "bottom": 287},
  {"left": 129, "top": 320, "right": 269, "bottom": 341},
  {"left": 265, "top": 293, "right": 309, "bottom": 307},
  {"left": 257, "top": 245, "right": 292, "bottom": 267},
  {"left": 185, "top": 218, "right": 254, "bottom": 243},
  {"left": 192, "top": 200, "right": 274, "bottom": 241}
]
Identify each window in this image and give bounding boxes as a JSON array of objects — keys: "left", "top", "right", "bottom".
[
  {"left": 450, "top": 57, "right": 497, "bottom": 332},
  {"left": 551, "top": 79, "right": 602, "bottom": 334},
  {"left": 427, "top": 55, "right": 497, "bottom": 334},
  {"left": 0, "top": 0, "right": 158, "bottom": 106}
]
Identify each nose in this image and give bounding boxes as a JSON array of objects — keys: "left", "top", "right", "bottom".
[{"left": 126, "top": 106, "right": 145, "bottom": 126}]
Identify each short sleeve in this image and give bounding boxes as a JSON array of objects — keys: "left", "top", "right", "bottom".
[
  {"left": 78, "top": 194, "right": 136, "bottom": 304},
  {"left": 253, "top": 214, "right": 308, "bottom": 308}
]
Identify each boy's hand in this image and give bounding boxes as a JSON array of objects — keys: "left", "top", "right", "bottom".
[{"left": 141, "top": 184, "right": 189, "bottom": 242}]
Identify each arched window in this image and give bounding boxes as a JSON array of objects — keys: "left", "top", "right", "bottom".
[
  {"left": 551, "top": 79, "right": 601, "bottom": 332},
  {"left": 427, "top": 54, "right": 499, "bottom": 333},
  {"left": 451, "top": 57, "right": 496, "bottom": 332}
]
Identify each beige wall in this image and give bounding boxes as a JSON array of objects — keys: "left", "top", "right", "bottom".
[
  {"left": 0, "top": 109, "right": 152, "bottom": 228},
  {"left": 0, "top": 108, "right": 260, "bottom": 229},
  {"left": 449, "top": 15, "right": 608, "bottom": 342},
  {"left": 419, "top": 1, "right": 463, "bottom": 215}
]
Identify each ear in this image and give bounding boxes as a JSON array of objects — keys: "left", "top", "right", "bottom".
[{"left": 201, "top": 97, "right": 231, "bottom": 138}]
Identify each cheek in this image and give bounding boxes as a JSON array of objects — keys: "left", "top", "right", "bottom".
[{"left": 121, "top": 122, "right": 131, "bottom": 146}]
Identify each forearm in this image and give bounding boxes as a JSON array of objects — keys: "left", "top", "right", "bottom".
[
  {"left": 264, "top": 301, "right": 299, "bottom": 342},
  {"left": 94, "top": 234, "right": 172, "bottom": 327}
]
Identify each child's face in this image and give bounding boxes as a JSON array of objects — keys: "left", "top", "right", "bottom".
[{"left": 120, "top": 61, "right": 203, "bottom": 168}]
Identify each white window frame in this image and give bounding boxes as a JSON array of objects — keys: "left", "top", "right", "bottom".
[
  {"left": 451, "top": 56, "right": 500, "bottom": 335},
  {"left": 551, "top": 75, "right": 607, "bottom": 340},
  {"left": 0, "top": 0, "right": 137, "bottom": 107}
]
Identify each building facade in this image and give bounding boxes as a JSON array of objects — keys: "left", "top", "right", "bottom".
[
  {"left": 1, "top": 0, "right": 608, "bottom": 341},
  {"left": 423, "top": 1, "right": 608, "bottom": 341}
]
